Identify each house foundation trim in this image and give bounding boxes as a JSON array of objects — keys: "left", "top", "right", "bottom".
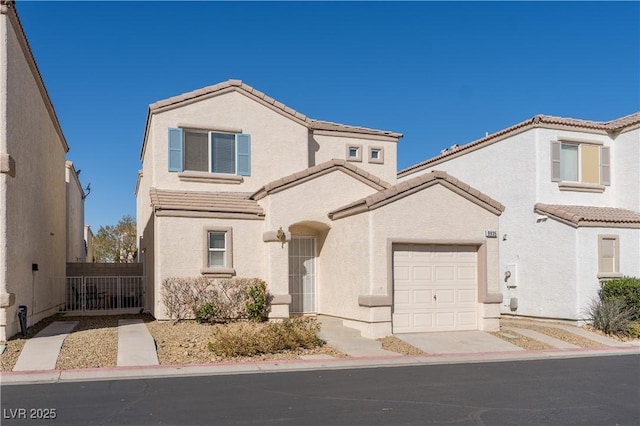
[
  {"left": 0, "top": 153, "right": 15, "bottom": 177},
  {"left": 0, "top": 292, "right": 15, "bottom": 308}
]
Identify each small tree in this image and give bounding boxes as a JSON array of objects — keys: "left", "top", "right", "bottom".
[{"left": 93, "top": 215, "right": 137, "bottom": 263}]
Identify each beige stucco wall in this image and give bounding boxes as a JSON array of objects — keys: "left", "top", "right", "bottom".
[
  {"left": 152, "top": 215, "right": 265, "bottom": 319},
  {"left": 311, "top": 134, "right": 398, "bottom": 184},
  {"left": 146, "top": 90, "right": 310, "bottom": 194},
  {"left": 323, "top": 184, "right": 501, "bottom": 337},
  {"left": 66, "top": 162, "right": 85, "bottom": 262},
  {"left": 0, "top": 9, "right": 68, "bottom": 340}
]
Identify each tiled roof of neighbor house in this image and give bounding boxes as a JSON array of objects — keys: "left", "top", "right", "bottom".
[
  {"left": 251, "top": 159, "right": 392, "bottom": 200},
  {"left": 150, "top": 188, "right": 264, "bottom": 218},
  {"left": 329, "top": 170, "right": 505, "bottom": 220},
  {"left": 535, "top": 203, "right": 640, "bottom": 228},
  {"left": 148, "top": 79, "right": 403, "bottom": 138},
  {"left": 398, "top": 112, "right": 640, "bottom": 178}
]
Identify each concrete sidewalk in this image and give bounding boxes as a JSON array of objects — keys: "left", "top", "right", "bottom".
[{"left": 12, "top": 321, "right": 78, "bottom": 371}]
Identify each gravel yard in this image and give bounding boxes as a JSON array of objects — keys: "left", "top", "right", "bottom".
[{"left": 0, "top": 314, "right": 619, "bottom": 372}]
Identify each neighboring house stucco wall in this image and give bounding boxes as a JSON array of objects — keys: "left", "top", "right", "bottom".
[
  {"left": 66, "top": 161, "right": 85, "bottom": 262},
  {"left": 613, "top": 128, "right": 640, "bottom": 211},
  {"left": 0, "top": 4, "right": 68, "bottom": 341}
]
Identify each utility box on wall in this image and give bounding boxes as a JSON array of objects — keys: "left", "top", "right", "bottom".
[{"left": 505, "top": 264, "right": 517, "bottom": 288}]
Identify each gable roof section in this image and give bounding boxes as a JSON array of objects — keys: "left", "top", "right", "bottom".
[
  {"left": 535, "top": 203, "right": 640, "bottom": 229},
  {"left": 1, "top": 2, "right": 69, "bottom": 152},
  {"left": 251, "top": 159, "right": 391, "bottom": 201},
  {"left": 141, "top": 80, "right": 403, "bottom": 160},
  {"left": 398, "top": 112, "right": 640, "bottom": 178},
  {"left": 150, "top": 188, "right": 264, "bottom": 220},
  {"left": 329, "top": 170, "right": 505, "bottom": 220}
]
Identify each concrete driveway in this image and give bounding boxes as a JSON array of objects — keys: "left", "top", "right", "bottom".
[{"left": 396, "top": 331, "right": 524, "bottom": 354}]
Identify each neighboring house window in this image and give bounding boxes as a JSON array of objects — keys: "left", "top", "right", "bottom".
[
  {"left": 168, "top": 128, "right": 251, "bottom": 176},
  {"left": 598, "top": 234, "right": 621, "bottom": 279},
  {"left": 201, "top": 227, "right": 234, "bottom": 277},
  {"left": 368, "top": 147, "right": 384, "bottom": 164},
  {"left": 551, "top": 141, "right": 610, "bottom": 186},
  {"left": 346, "top": 144, "right": 362, "bottom": 162}
]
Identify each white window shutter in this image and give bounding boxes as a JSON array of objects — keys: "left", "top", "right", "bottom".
[
  {"left": 550, "top": 141, "right": 561, "bottom": 182},
  {"left": 600, "top": 146, "right": 611, "bottom": 186}
]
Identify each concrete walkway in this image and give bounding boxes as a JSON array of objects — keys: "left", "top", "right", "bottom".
[
  {"left": 317, "top": 316, "right": 399, "bottom": 357},
  {"left": 12, "top": 321, "right": 78, "bottom": 371},
  {"left": 502, "top": 326, "right": 580, "bottom": 350},
  {"left": 117, "top": 319, "right": 159, "bottom": 367}
]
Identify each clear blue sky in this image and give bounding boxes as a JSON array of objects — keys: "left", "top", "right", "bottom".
[{"left": 16, "top": 1, "right": 640, "bottom": 230}]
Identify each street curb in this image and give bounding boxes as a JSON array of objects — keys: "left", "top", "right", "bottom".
[{"left": 2, "top": 345, "right": 637, "bottom": 386}]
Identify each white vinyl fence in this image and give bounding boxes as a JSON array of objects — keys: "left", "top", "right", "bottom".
[{"left": 63, "top": 276, "right": 144, "bottom": 313}]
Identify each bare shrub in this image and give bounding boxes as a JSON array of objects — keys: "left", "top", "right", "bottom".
[
  {"left": 208, "top": 317, "right": 323, "bottom": 357},
  {"left": 161, "top": 277, "right": 271, "bottom": 323}
]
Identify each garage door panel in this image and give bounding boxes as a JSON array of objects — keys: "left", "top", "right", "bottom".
[
  {"left": 394, "top": 266, "right": 410, "bottom": 281},
  {"left": 413, "top": 290, "right": 434, "bottom": 305},
  {"left": 435, "top": 266, "right": 455, "bottom": 280},
  {"left": 413, "top": 266, "right": 432, "bottom": 280},
  {"left": 413, "top": 313, "right": 433, "bottom": 328},
  {"left": 394, "top": 290, "right": 410, "bottom": 305},
  {"left": 458, "top": 266, "right": 476, "bottom": 280},
  {"left": 458, "top": 289, "right": 476, "bottom": 303},
  {"left": 393, "top": 245, "right": 478, "bottom": 333}
]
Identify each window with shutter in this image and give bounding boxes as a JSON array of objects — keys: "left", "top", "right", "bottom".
[
  {"left": 168, "top": 128, "right": 251, "bottom": 176},
  {"left": 551, "top": 140, "right": 610, "bottom": 189}
]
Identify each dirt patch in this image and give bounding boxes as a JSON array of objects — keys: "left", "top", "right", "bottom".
[
  {"left": 378, "top": 336, "right": 425, "bottom": 355},
  {"left": 490, "top": 330, "right": 554, "bottom": 351}
]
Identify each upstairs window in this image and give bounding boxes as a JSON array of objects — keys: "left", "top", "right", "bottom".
[
  {"left": 346, "top": 144, "right": 362, "bottom": 162},
  {"left": 168, "top": 128, "right": 250, "bottom": 176},
  {"left": 551, "top": 141, "right": 610, "bottom": 187}
]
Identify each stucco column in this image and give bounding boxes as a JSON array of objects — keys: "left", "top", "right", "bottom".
[{"left": 263, "top": 231, "right": 291, "bottom": 319}]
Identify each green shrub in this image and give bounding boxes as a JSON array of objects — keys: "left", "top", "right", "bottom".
[
  {"left": 207, "top": 317, "right": 324, "bottom": 357},
  {"left": 627, "top": 322, "right": 640, "bottom": 339},
  {"left": 600, "top": 277, "right": 640, "bottom": 320},
  {"left": 194, "top": 303, "right": 217, "bottom": 324},
  {"left": 585, "top": 297, "right": 634, "bottom": 336},
  {"left": 245, "top": 279, "right": 271, "bottom": 322}
]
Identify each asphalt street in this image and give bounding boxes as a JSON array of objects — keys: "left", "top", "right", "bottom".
[{"left": 2, "top": 355, "right": 639, "bottom": 425}]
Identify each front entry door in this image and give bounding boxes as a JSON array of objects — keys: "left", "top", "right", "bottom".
[{"left": 289, "top": 236, "right": 317, "bottom": 314}]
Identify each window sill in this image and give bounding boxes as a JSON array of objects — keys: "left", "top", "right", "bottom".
[
  {"left": 179, "top": 171, "right": 243, "bottom": 184},
  {"left": 557, "top": 181, "right": 605, "bottom": 193},
  {"left": 597, "top": 272, "right": 623, "bottom": 280},
  {"left": 200, "top": 267, "right": 236, "bottom": 278}
]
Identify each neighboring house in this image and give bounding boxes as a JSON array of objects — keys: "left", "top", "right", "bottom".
[
  {"left": 137, "top": 79, "right": 505, "bottom": 337},
  {"left": 399, "top": 113, "right": 640, "bottom": 322},
  {"left": 66, "top": 161, "right": 86, "bottom": 263},
  {"left": 84, "top": 225, "right": 94, "bottom": 263},
  {"left": 0, "top": 2, "right": 84, "bottom": 340}
]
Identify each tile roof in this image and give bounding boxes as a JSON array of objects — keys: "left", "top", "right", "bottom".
[
  {"left": 398, "top": 112, "right": 640, "bottom": 178},
  {"left": 329, "top": 170, "right": 505, "bottom": 220},
  {"left": 251, "top": 159, "right": 391, "bottom": 200},
  {"left": 535, "top": 203, "right": 640, "bottom": 228},
  {"left": 150, "top": 188, "right": 264, "bottom": 218},
  {"left": 148, "top": 79, "right": 403, "bottom": 139}
]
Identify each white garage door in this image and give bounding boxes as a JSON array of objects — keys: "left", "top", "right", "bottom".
[{"left": 393, "top": 244, "right": 478, "bottom": 333}]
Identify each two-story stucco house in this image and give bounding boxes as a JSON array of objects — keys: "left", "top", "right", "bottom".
[
  {"left": 0, "top": 1, "right": 86, "bottom": 340},
  {"left": 399, "top": 113, "right": 640, "bottom": 322},
  {"left": 136, "top": 79, "right": 507, "bottom": 337}
]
